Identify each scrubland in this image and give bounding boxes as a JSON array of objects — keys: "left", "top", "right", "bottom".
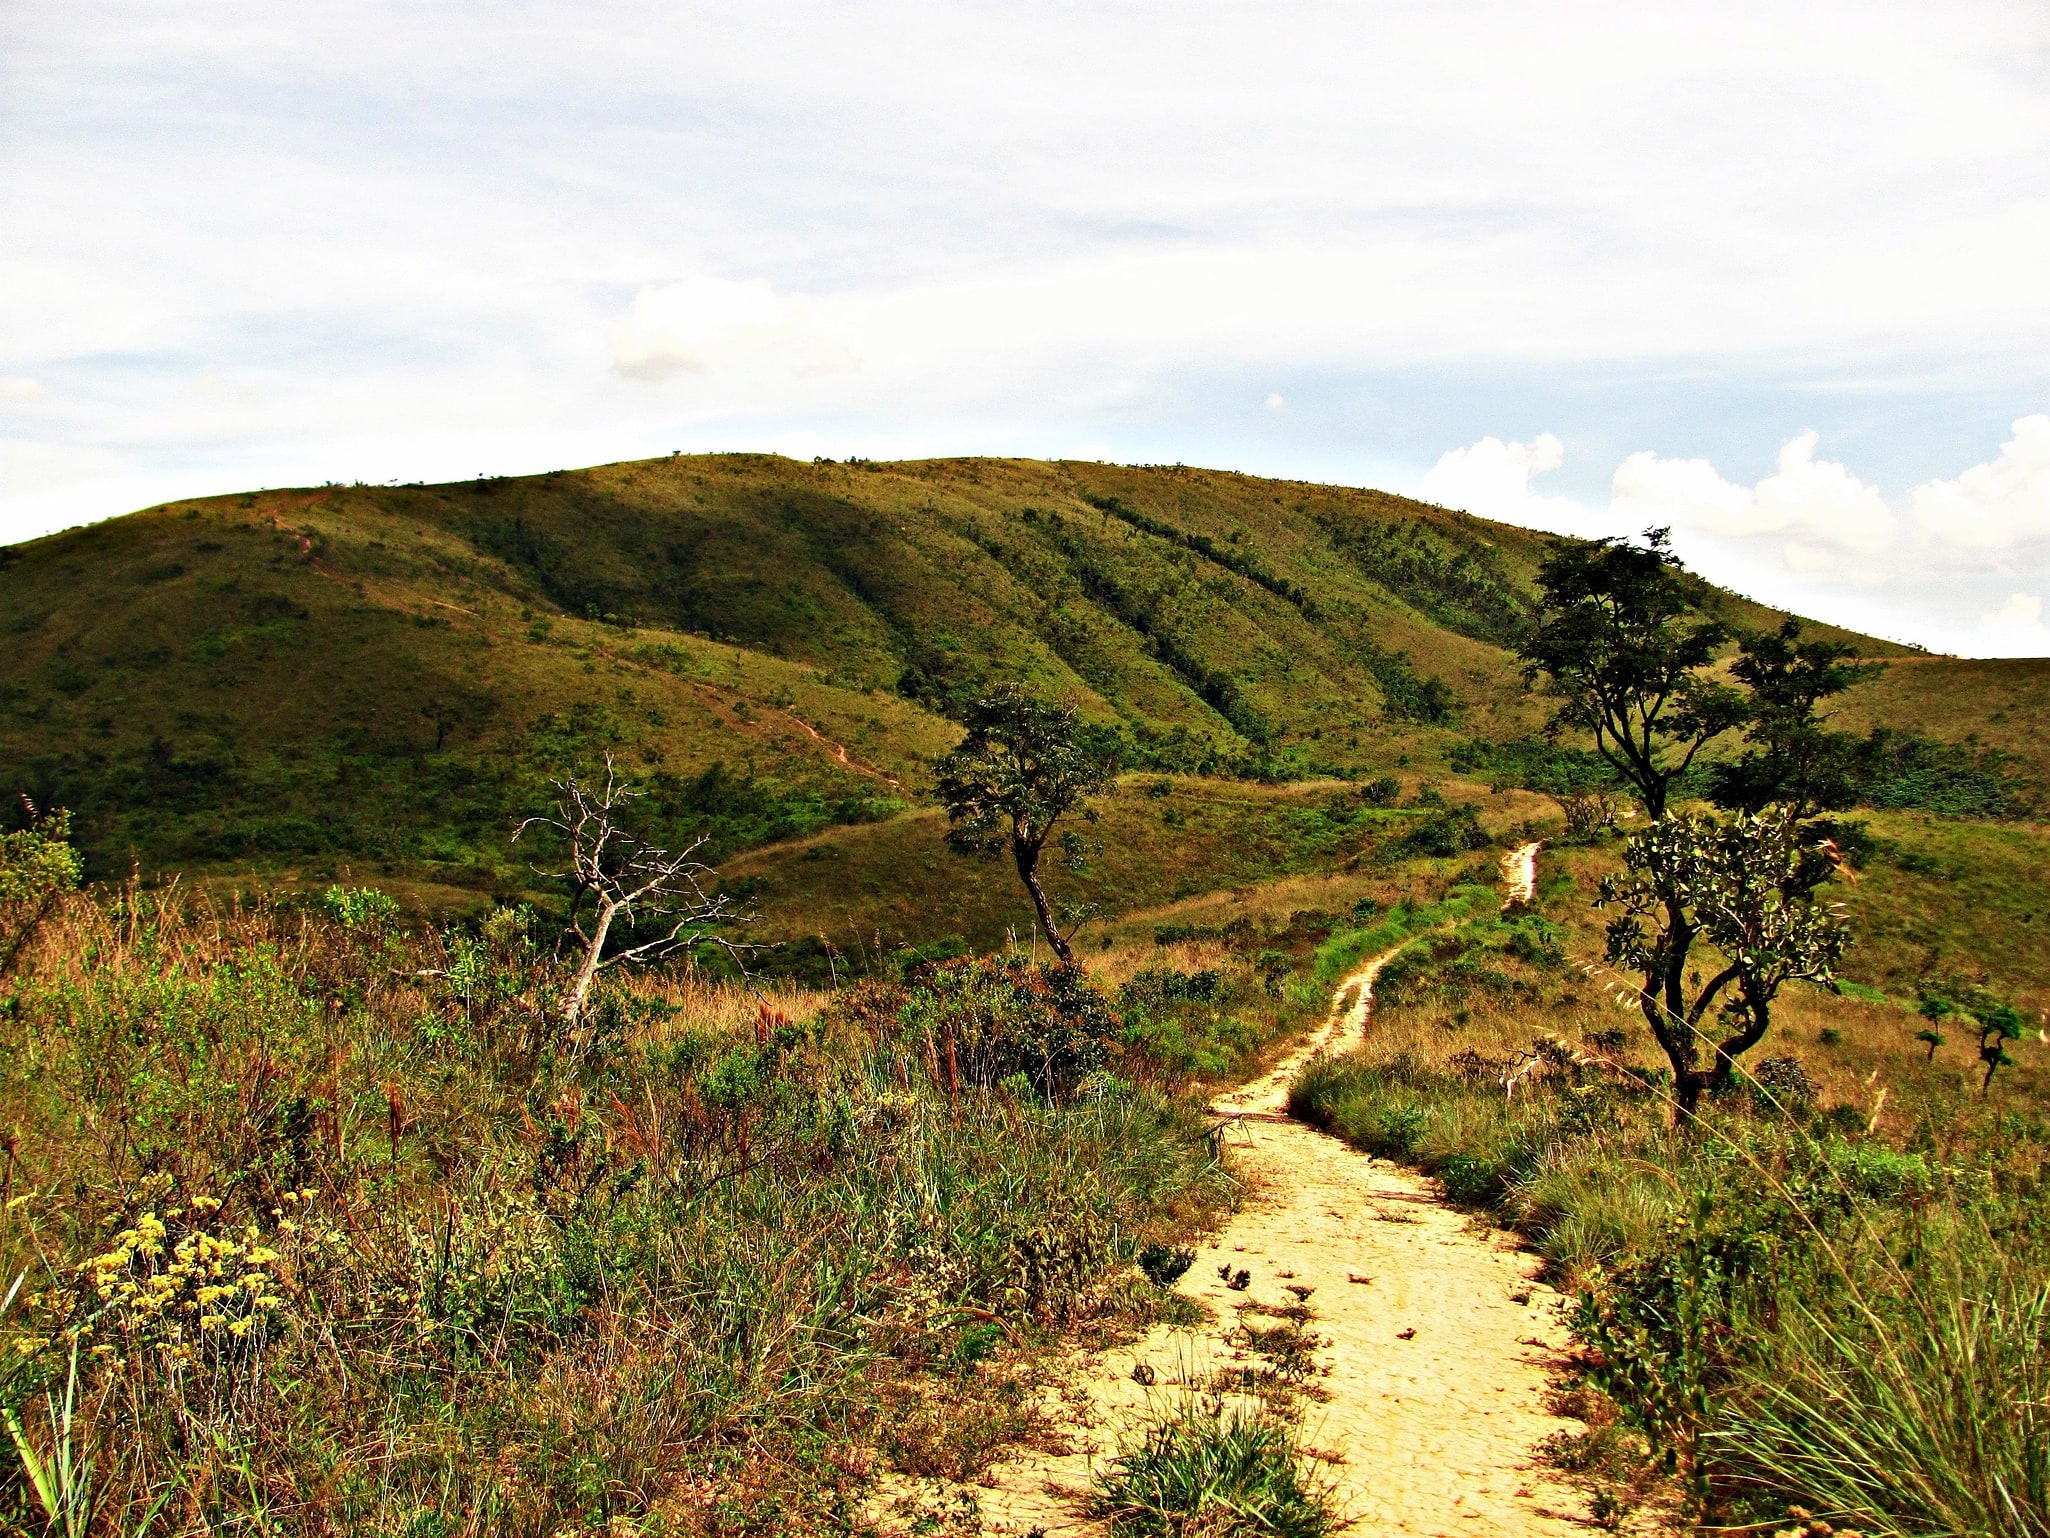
[
  {"left": 1287, "top": 820, "right": 2050, "bottom": 1537},
  {"left": 0, "top": 886, "right": 1287, "bottom": 1534}
]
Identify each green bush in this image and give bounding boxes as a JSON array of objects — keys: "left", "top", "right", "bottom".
[
  {"left": 896, "top": 954, "right": 1122, "bottom": 1098},
  {"left": 0, "top": 802, "right": 80, "bottom": 973},
  {"left": 1087, "top": 1399, "right": 1338, "bottom": 1537}
]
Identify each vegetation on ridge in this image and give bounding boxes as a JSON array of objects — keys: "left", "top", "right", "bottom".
[{"left": 9, "top": 452, "right": 1997, "bottom": 918}]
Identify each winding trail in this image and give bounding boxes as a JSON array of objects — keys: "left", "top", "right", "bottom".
[
  {"left": 948, "top": 848, "right": 1594, "bottom": 1537},
  {"left": 1500, "top": 840, "right": 1541, "bottom": 909}
]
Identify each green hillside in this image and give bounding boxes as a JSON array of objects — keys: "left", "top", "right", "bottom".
[{"left": 0, "top": 453, "right": 2030, "bottom": 924}]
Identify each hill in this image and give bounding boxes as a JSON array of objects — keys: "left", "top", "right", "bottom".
[{"left": 0, "top": 453, "right": 2034, "bottom": 930}]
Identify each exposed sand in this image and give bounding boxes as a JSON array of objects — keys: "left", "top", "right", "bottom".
[
  {"left": 1500, "top": 840, "right": 1541, "bottom": 909},
  {"left": 928, "top": 925, "right": 1599, "bottom": 1536}
]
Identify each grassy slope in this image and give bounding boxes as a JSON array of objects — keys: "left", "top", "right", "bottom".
[
  {"left": 725, "top": 775, "right": 1463, "bottom": 959},
  {"left": 1831, "top": 653, "right": 2050, "bottom": 788},
  {"left": 0, "top": 452, "right": 2023, "bottom": 928}
]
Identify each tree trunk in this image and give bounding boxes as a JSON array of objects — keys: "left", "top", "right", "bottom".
[
  {"left": 1014, "top": 843, "right": 1074, "bottom": 966},
  {"left": 1709, "top": 992, "right": 1769, "bottom": 1095},
  {"left": 1643, "top": 986, "right": 1706, "bottom": 1120},
  {"left": 564, "top": 898, "right": 619, "bottom": 1023}
]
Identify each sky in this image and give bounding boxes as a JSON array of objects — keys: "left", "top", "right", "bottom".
[{"left": 3, "top": 1, "right": 2048, "bottom": 656}]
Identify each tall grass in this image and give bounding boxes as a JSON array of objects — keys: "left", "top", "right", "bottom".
[
  {"left": 1715, "top": 1235, "right": 2050, "bottom": 1538},
  {"left": 0, "top": 888, "right": 1233, "bottom": 1534}
]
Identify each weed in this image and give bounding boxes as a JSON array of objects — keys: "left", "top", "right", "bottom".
[
  {"left": 0, "top": 887, "right": 1233, "bottom": 1532},
  {"left": 1086, "top": 1399, "right": 1339, "bottom": 1537},
  {"left": 1138, "top": 1244, "right": 1196, "bottom": 1289}
]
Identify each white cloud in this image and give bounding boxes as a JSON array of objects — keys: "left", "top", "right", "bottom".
[
  {"left": 1614, "top": 430, "right": 1895, "bottom": 576},
  {"left": 1266, "top": 393, "right": 1285, "bottom": 411},
  {"left": 1441, "top": 421, "right": 2050, "bottom": 657},
  {"left": 1418, "top": 433, "right": 1589, "bottom": 533},
  {"left": 0, "top": 378, "right": 47, "bottom": 403},
  {"left": 1612, "top": 451, "right": 1757, "bottom": 534},
  {"left": 1979, "top": 593, "right": 2050, "bottom": 653},
  {"left": 1908, "top": 414, "right": 2050, "bottom": 549},
  {"left": 612, "top": 277, "right": 823, "bottom": 380}
]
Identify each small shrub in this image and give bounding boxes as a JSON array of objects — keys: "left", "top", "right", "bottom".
[
  {"left": 322, "top": 884, "right": 401, "bottom": 934},
  {"left": 898, "top": 954, "right": 1121, "bottom": 1098},
  {"left": 1438, "top": 1152, "right": 1506, "bottom": 1206},
  {"left": 1087, "top": 1400, "right": 1338, "bottom": 1537},
  {"left": 0, "top": 801, "right": 80, "bottom": 973},
  {"left": 1137, "top": 1244, "right": 1196, "bottom": 1289},
  {"left": 1749, "top": 1056, "right": 1818, "bottom": 1112}
]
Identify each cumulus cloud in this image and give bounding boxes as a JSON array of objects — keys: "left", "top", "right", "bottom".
[
  {"left": 1978, "top": 593, "right": 2050, "bottom": 654},
  {"left": 1441, "top": 419, "right": 2050, "bottom": 657},
  {"left": 1614, "top": 430, "right": 1896, "bottom": 578},
  {"left": 1417, "top": 434, "right": 1589, "bottom": 533},
  {"left": 1908, "top": 414, "right": 2050, "bottom": 550}
]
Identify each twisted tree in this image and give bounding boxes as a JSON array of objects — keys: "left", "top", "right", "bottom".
[
  {"left": 1598, "top": 809, "right": 1851, "bottom": 1109},
  {"left": 516, "top": 761, "right": 744, "bottom": 1023}
]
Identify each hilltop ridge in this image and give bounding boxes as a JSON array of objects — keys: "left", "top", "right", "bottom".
[{"left": 0, "top": 454, "right": 2031, "bottom": 918}]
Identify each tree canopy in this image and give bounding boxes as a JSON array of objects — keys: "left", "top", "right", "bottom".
[
  {"left": 933, "top": 688, "right": 1120, "bottom": 966},
  {"left": 1519, "top": 528, "right": 1744, "bottom": 819}
]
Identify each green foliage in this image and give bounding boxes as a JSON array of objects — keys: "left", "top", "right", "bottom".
[
  {"left": 897, "top": 953, "right": 1124, "bottom": 1098},
  {"left": 1849, "top": 727, "right": 2029, "bottom": 819},
  {"left": 0, "top": 801, "right": 80, "bottom": 973},
  {"left": 1448, "top": 736, "right": 1621, "bottom": 797},
  {"left": 1136, "top": 1243, "right": 1196, "bottom": 1289},
  {"left": 1917, "top": 978, "right": 2035, "bottom": 1095},
  {"left": 1315, "top": 512, "right": 1532, "bottom": 647},
  {"left": 1707, "top": 620, "right": 1884, "bottom": 819},
  {"left": 1307, "top": 886, "right": 1490, "bottom": 988},
  {"left": 321, "top": 884, "right": 400, "bottom": 933},
  {"left": 1116, "top": 966, "right": 1260, "bottom": 1080},
  {"left": 1519, "top": 528, "right": 1746, "bottom": 818},
  {"left": 0, "top": 891, "right": 1229, "bottom": 1532},
  {"left": 934, "top": 687, "right": 1121, "bottom": 962},
  {"left": 1087, "top": 1399, "right": 1338, "bottom": 1537},
  {"left": 1599, "top": 808, "right": 1852, "bottom": 1108},
  {"left": 1394, "top": 802, "right": 1492, "bottom": 859}
]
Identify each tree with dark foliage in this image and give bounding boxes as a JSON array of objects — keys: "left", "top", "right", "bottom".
[
  {"left": 1519, "top": 529, "right": 1745, "bottom": 818},
  {"left": 1521, "top": 534, "right": 1879, "bottom": 1116},
  {"left": 934, "top": 688, "right": 1119, "bottom": 967},
  {"left": 1708, "top": 619, "right": 1884, "bottom": 820}
]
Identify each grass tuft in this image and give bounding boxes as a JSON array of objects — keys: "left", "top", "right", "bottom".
[{"left": 1087, "top": 1398, "right": 1339, "bottom": 1537}]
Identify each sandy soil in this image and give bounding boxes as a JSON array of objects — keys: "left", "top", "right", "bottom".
[
  {"left": 890, "top": 927, "right": 1599, "bottom": 1537},
  {"left": 1500, "top": 840, "right": 1541, "bottom": 909}
]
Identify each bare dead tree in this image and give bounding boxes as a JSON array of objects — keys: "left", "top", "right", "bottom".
[{"left": 515, "top": 760, "right": 746, "bottom": 1025}]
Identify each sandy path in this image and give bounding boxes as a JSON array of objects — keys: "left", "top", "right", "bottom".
[
  {"left": 1499, "top": 840, "right": 1541, "bottom": 909},
  {"left": 946, "top": 930, "right": 1595, "bottom": 1537}
]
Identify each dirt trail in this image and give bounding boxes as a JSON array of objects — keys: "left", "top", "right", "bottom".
[
  {"left": 1500, "top": 840, "right": 1541, "bottom": 909},
  {"left": 945, "top": 867, "right": 1594, "bottom": 1537}
]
